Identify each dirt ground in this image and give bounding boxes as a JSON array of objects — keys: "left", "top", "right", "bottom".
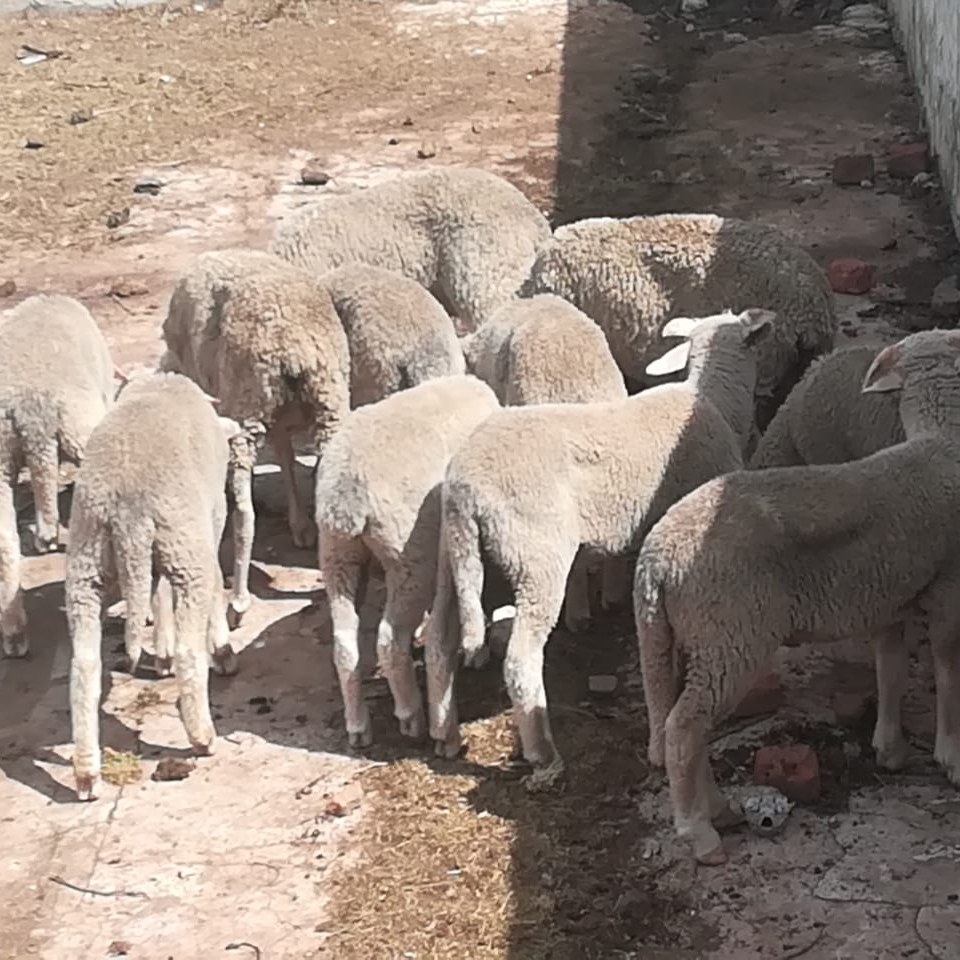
[{"left": 2, "top": 0, "right": 960, "bottom": 957}]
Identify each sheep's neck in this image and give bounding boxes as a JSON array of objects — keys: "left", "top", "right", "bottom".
[
  {"left": 900, "top": 375, "right": 960, "bottom": 438},
  {"left": 685, "top": 345, "right": 755, "bottom": 451}
]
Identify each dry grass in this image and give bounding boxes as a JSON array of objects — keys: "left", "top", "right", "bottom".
[
  {"left": 324, "top": 622, "right": 719, "bottom": 959},
  {"left": 100, "top": 747, "right": 143, "bottom": 786}
]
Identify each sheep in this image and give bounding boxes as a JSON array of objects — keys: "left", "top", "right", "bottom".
[
  {"left": 323, "top": 263, "right": 465, "bottom": 407},
  {"left": 160, "top": 248, "right": 351, "bottom": 623},
  {"left": 632, "top": 329, "right": 960, "bottom": 866},
  {"left": 269, "top": 166, "right": 552, "bottom": 328},
  {"left": 424, "top": 307, "right": 775, "bottom": 784},
  {"left": 750, "top": 343, "right": 902, "bottom": 468},
  {"left": 67, "top": 372, "right": 239, "bottom": 800},
  {"left": 315, "top": 374, "right": 500, "bottom": 748},
  {"left": 522, "top": 213, "right": 837, "bottom": 430},
  {"left": 460, "top": 293, "right": 631, "bottom": 630},
  {"left": 0, "top": 294, "right": 116, "bottom": 658}
]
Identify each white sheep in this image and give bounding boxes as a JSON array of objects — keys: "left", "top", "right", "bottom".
[
  {"left": 425, "top": 308, "right": 775, "bottom": 784},
  {"left": 460, "top": 293, "right": 630, "bottom": 630},
  {"left": 67, "top": 372, "right": 239, "bottom": 800},
  {"left": 315, "top": 374, "right": 500, "bottom": 748},
  {"left": 522, "top": 213, "right": 837, "bottom": 430},
  {"left": 750, "top": 343, "right": 902, "bottom": 468},
  {"left": 323, "top": 263, "right": 465, "bottom": 407},
  {"left": 270, "top": 166, "right": 552, "bottom": 328},
  {"left": 632, "top": 329, "right": 960, "bottom": 866},
  {"left": 160, "top": 248, "right": 351, "bottom": 623},
  {"left": 0, "top": 294, "right": 116, "bottom": 658}
]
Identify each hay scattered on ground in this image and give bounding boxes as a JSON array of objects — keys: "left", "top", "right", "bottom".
[{"left": 100, "top": 747, "right": 143, "bottom": 786}]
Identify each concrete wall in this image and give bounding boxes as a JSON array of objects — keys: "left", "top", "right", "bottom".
[{"left": 886, "top": 0, "right": 960, "bottom": 238}]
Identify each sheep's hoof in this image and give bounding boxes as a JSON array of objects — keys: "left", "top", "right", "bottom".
[
  {"left": 74, "top": 771, "right": 101, "bottom": 802},
  {"left": 874, "top": 736, "right": 910, "bottom": 772},
  {"left": 934, "top": 739, "right": 960, "bottom": 786},
  {"left": 30, "top": 529, "right": 59, "bottom": 554},
  {"left": 226, "top": 598, "right": 250, "bottom": 631},
  {"left": 433, "top": 735, "right": 463, "bottom": 760},
  {"left": 117, "top": 650, "right": 142, "bottom": 675},
  {"left": 211, "top": 645, "right": 238, "bottom": 677},
  {"left": 462, "top": 644, "right": 490, "bottom": 670},
  {"left": 695, "top": 843, "right": 728, "bottom": 866},
  {"left": 155, "top": 656, "right": 174, "bottom": 678},
  {"left": 523, "top": 759, "right": 566, "bottom": 793},
  {"left": 2, "top": 633, "right": 29, "bottom": 659},
  {"left": 398, "top": 710, "right": 426, "bottom": 740},
  {"left": 190, "top": 735, "right": 216, "bottom": 757},
  {"left": 348, "top": 724, "right": 374, "bottom": 749}
]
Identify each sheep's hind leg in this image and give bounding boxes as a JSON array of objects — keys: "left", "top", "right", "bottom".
[
  {"left": 562, "top": 549, "right": 592, "bottom": 633},
  {"left": 269, "top": 426, "right": 315, "bottom": 549},
  {"left": 505, "top": 550, "right": 573, "bottom": 792},
  {"left": 665, "top": 690, "right": 725, "bottom": 865},
  {"left": 206, "top": 559, "right": 237, "bottom": 677},
  {"left": 23, "top": 434, "right": 60, "bottom": 553},
  {"left": 700, "top": 752, "right": 744, "bottom": 830},
  {"left": 0, "top": 478, "right": 27, "bottom": 657},
  {"left": 425, "top": 551, "right": 463, "bottom": 759},
  {"left": 227, "top": 461, "right": 256, "bottom": 629},
  {"left": 152, "top": 577, "right": 175, "bottom": 677},
  {"left": 930, "top": 622, "right": 960, "bottom": 786},
  {"left": 872, "top": 624, "right": 910, "bottom": 770}
]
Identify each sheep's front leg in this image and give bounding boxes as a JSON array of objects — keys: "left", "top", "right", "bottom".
[
  {"left": 562, "top": 549, "right": 592, "bottom": 633},
  {"left": 170, "top": 559, "right": 218, "bottom": 756},
  {"left": 0, "top": 478, "right": 27, "bottom": 657},
  {"left": 872, "top": 624, "right": 910, "bottom": 770},
  {"left": 600, "top": 554, "right": 632, "bottom": 612},
  {"left": 504, "top": 551, "right": 572, "bottom": 791},
  {"left": 269, "top": 426, "right": 316, "bottom": 549},
  {"left": 378, "top": 565, "right": 428, "bottom": 740},
  {"left": 931, "top": 625, "right": 960, "bottom": 785},
  {"left": 664, "top": 693, "right": 724, "bottom": 864},
  {"left": 152, "top": 577, "right": 175, "bottom": 678},
  {"left": 227, "top": 461, "right": 256, "bottom": 629},
  {"left": 207, "top": 560, "right": 237, "bottom": 677},
  {"left": 23, "top": 434, "right": 60, "bottom": 553}
]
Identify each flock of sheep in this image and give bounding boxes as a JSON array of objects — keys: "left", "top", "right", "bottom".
[{"left": 2, "top": 165, "right": 959, "bottom": 868}]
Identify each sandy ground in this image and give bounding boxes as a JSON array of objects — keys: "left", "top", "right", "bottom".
[{"left": 2, "top": 0, "right": 960, "bottom": 957}]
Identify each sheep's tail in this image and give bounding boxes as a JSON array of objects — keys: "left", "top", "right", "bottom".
[
  {"left": 110, "top": 504, "right": 156, "bottom": 671},
  {"left": 441, "top": 482, "right": 488, "bottom": 667},
  {"left": 633, "top": 544, "right": 679, "bottom": 769}
]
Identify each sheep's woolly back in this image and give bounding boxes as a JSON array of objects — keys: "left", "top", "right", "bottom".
[
  {"left": 73, "top": 372, "right": 229, "bottom": 521},
  {"left": 323, "top": 263, "right": 464, "bottom": 407},
  {"left": 524, "top": 214, "right": 836, "bottom": 422},
  {"left": 468, "top": 293, "right": 626, "bottom": 405},
  {"left": 0, "top": 294, "right": 115, "bottom": 414},
  {"left": 750, "top": 344, "right": 903, "bottom": 468},
  {"left": 314, "top": 374, "right": 499, "bottom": 538},
  {"left": 161, "top": 249, "right": 351, "bottom": 440},
  {"left": 268, "top": 167, "right": 551, "bottom": 325}
]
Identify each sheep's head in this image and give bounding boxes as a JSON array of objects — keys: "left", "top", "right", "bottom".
[
  {"left": 864, "top": 330, "right": 960, "bottom": 437},
  {"left": 645, "top": 307, "right": 777, "bottom": 377}
]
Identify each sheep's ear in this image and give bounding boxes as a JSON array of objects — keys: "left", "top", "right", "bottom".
[
  {"left": 201, "top": 390, "right": 222, "bottom": 406},
  {"left": 113, "top": 365, "right": 129, "bottom": 384},
  {"left": 646, "top": 341, "right": 691, "bottom": 377},
  {"left": 739, "top": 308, "right": 776, "bottom": 345},
  {"left": 661, "top": 316, "right": 701, "bottom": 340},
  {"left": 862, "top": 344, "right": 904, "bottom": 393}
]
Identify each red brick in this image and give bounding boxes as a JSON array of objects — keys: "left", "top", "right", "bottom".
[
  {"left": 732, "top": 670, "right": 784, "bottom": 719},
  {"left": 832, "top": 153, "right": 874, "bottom": 185},
  {"left": 753, "top": 744, "right": 821, "bottom": 803},
  {"left": 827, "top": 258, "right": 875, "bottom": 295},
  {"left": 887, "top": 142, "right": 929, "bottom": 179}
]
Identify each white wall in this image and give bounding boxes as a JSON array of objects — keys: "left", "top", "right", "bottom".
[{"left": 886, "top": 0, "right": 960, "bottom": 238}]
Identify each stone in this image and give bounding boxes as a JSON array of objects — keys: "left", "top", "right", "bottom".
[
  {"left": 324, "top": 780, "right": 363, "bottom": 817},
  {"left": 417, "top": 141, "right": 437, "bottom": 159},
  {"left": 931, "top": 275, "right": 960, "bottom": 318},
  {"left": 680, "top": 0, "right": 708, "bottom": 11},
  {"left": 827, "top": 258, "right": 875, "bottom": 295},
  {"left": 753, "top": 744, "right": 821, "bottom": 803},
  {"left": 832, "top": 154, "right": 874, "bottom": 186},
  {"left": 0, "top": 279, "right": 15, "bottom": 297},
  {"left": 731, "top": 671, "right": 784, "bottom": 719},
  {"left": 833, "top": 689, "right": 873, "bottom": 726},
  {"left": 152, "top": 757, "right": 195, "bottom": 782},
  {"left": 588, "top": 674, "right": 618, "bottom": 695},
  {"left": 109, "top": 278, "right": 148, "bottom": 298},
  {"left": 300, "top": 159, "right": 330, "bottom": 186},
  {"left": 886, "top": 143, "right": 929, "bottom": 180}
]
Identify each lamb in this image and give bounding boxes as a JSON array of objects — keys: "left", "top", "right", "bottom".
[
  {"left": 0, "top": 294, "right": 116, "bottom": 658},
  {"left": 424, "top": 307, "right": 775, "bottom": 784},
  {"left": 522, "top": 213, "right": 837, "bottom": 430},
  {"left": 750, "top": 343, "right": 902, "bottom": 468},
  {"left": 160, "top": 248, "right": 351, "bottom": 622},
  {"left": 269, "top": 166, "right": 552, "bottom": 328},
  {"left": 460, "top": 293, "right": 630, "bottom": 630},
  {"left": 67, "top": 372, "right": 239, "bottom": 800},
  {"left": 314, "top": 374, "right": 500, "bottom": 748},
  {"left": 632, "top": 329, "right": 960, "bottom": 866},
  {"left": 323, "top": 263, "right": 465, "bottom": 407}
]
